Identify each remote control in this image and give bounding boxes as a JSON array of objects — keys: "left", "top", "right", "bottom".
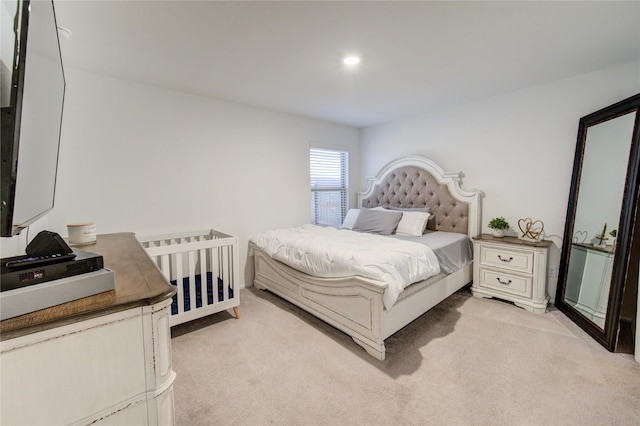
[{"left": 5, "top": 253, "right": 77, "bottom": 270}]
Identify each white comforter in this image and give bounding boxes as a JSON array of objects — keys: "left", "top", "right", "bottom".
[{"left": 251, "top": 224, "right": 441, "bottom": 308}]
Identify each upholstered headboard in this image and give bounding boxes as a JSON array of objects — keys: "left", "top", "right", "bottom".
[{"left": 358, "top": 156, "right": 482, "bottom": 237}]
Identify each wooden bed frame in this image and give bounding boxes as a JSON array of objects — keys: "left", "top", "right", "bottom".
[{"left": 253, "top": 156, "right": 482, "bottom": 360}]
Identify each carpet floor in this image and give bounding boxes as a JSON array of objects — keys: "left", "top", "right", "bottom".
[{"left": 170, "top": 287, "right": 640, "bottom": 425}]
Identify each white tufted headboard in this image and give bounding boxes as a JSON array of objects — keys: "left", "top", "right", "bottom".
[{"left": 358, "top": 156, "right": 483, "bottom": 237}]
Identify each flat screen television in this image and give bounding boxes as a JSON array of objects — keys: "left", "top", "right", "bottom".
[{"left": 1, "top": 0, "right": 65, "bottom": 237}]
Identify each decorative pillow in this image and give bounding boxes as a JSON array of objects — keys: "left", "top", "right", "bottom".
[
  {"left": 394, "top": 211, "right": 431, "bottom": 237},
  {"left": 341, "top": 209, "right": 360, "bottom": 230},
  {"left": 387, "top": 206, "right": 434, "bottom": 231},
  {"left": 352, "top": 209, "right": 403, "bottom": 235}
]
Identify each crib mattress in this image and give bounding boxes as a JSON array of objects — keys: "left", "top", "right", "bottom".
[{"left": 170, "top": 272, "right": 233, "bottom": 315}]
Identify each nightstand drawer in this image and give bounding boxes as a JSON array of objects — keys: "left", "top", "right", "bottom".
[
  {"left": 480, "top": 246, "right": 534, "bottom": 274},
  {"left": 478, "top": 269, "right": 532, "bottom": 298},
  {"left": 472, "top": 235, "right": 551, "bottom": 313}
]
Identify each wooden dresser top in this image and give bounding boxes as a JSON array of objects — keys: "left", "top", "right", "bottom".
[{"left": 1, "top": 232, "right": 174, "bottom": 340}]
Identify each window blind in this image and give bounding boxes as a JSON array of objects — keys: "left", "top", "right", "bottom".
[{"left": 310, "top": 148, "right": 349, "bottom": 227}]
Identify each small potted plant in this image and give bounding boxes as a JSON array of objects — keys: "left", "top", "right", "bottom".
[
  {"left": 488, "top": 217, "right": 510, "bottom": 237},
  {"left": 609, "top": 229, "right": 617, "bottom": 247}
]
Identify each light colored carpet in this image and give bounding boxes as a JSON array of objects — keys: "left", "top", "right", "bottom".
[{"left": 171, "top": 287, "right": 640, "bottom": 425}]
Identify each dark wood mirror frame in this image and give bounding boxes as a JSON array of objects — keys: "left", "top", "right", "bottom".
[{"left": 556, "top": 93, "right": 640, "bottom": 351}]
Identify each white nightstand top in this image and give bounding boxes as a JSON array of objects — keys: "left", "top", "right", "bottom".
[{"left": 474, "top": 233, "right": 553, "bottom": 249}]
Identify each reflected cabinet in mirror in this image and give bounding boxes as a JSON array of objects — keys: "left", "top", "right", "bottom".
[{"left": 556, "top": 93, "right": 640, "bottom": 351}]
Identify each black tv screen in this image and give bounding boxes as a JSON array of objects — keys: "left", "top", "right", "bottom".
[{"left": 1, "top": 0, "right": 65, "bottom": 237}]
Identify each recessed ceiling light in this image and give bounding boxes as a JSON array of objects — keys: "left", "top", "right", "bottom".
[{"left": 343, "top": 56, "right": 360, "bottom": 65}]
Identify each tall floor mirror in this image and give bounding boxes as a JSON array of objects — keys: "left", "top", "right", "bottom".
[{"left": 556, "top": 93, "right": 640, "bottom": 352}]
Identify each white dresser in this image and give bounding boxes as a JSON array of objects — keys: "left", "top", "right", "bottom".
[
  {"left": 1, "top": 233, "right": 176, "bottom": 425},
  {"left": 472, "top": 234, "right": 552, "bottom": 314}
]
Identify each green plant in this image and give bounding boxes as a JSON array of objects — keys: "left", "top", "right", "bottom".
[
  {"left": 488, "top": 217, "right": 510, "bottom": 230},
  {"left": 609, "top": 229, "right": 617, "bottom": 238}
]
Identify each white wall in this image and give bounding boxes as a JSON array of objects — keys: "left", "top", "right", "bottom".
[
  {"left": 38, "top": 68, "right": 359, "bottom": 285},
  {"left": 359, "top": 61, "right": 640, "bottom": 302}
]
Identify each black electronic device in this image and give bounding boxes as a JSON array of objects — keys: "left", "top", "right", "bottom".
[
  {"left": 25, "top": 230, "right": 74, "bottom": 257},
  {"left": 3, "top": 230, "right": 76, "bottom": 270},
  {"left": 1, "top": 249, "right": 104, "bottom": 292},
  {"left": 5, "top": 253, "right": 77, "bottom": 270},
  {"left": 1, "top": 0, "right": 66, "bottom": 237}
]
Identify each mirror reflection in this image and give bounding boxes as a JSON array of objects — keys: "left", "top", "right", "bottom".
[{"left": 563, "top": 111, "right": 636, "bottom": 328}]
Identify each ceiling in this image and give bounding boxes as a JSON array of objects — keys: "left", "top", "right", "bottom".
[{"left": 52, "top": 1, "right": 640, "bottom": 128}]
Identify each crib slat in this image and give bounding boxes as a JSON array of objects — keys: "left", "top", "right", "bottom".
[
  {"left": 218, "top": 249, "right": 222, "bottom": 303},
  {"left": 187, "top": 250, "right": 197, "bottom": 313},
  {"left": 175, "top": 252, "right": 184, "bottom": 316},
  {"left": 217, "top": 246, "right": 224, "bottom": 303},
  {"left": 221, "top": 246, "right": 228, "bottom": 301},
  {"left": 227, "top": 244, "right": 234, "bottom": 300},
  {"left": 160, "top": 254, "right": 170, "bottom": 280},
  {"left": 211, "top": 247, "right": 220, "bottom": 303},
  {"left": 199, "top": 248, "right": 208, "bottom": 307},
  {"left": 227, "top": 245, "right": 238, "bottom": 290}
]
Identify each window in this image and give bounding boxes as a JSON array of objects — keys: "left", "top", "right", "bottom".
[{"left": 310, "top": 147, "right": 349, "bottom": 227}]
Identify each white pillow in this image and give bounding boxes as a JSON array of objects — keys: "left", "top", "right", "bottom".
[
  {"left": 395, "top": 211, "right": 431, "bottom": 237},
  {"left": 341, "top": 209, "right": 360, "bottom": 229}
]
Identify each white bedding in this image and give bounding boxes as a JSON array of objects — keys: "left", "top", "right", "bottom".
[{"left": 251, "top": 224, "right": 441, "bottom": 308}]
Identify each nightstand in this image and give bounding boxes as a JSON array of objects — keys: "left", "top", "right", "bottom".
[{"left": 472, "top": 234, "right": 552, "bottom": 314}]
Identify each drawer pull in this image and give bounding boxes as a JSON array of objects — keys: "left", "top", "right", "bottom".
[
  {"left": 496, "top": 277, "right": 512, "bottom": 286},
  {"left": 498, "top": 255, "right": 513, "bottom": 263}
]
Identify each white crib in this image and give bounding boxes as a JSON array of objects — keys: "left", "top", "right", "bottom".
[{"left": 137, "top": 229, "right": 239, "bottom": 327}]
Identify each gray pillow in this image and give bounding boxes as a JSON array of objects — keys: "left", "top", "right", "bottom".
[{"left": 352, "top": 209, "right": 403, "bottom": 235}]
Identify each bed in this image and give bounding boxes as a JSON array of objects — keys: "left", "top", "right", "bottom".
[{"left": 251, "top": 156, "right": 482, "bottom": 360}]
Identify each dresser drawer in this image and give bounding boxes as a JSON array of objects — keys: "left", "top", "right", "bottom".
[
  {"left": 477, "top": 268, "right": 532, "bottom": 298},
  {"left": 480, "top": 246, "right": 534, "bottom": 274}
]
